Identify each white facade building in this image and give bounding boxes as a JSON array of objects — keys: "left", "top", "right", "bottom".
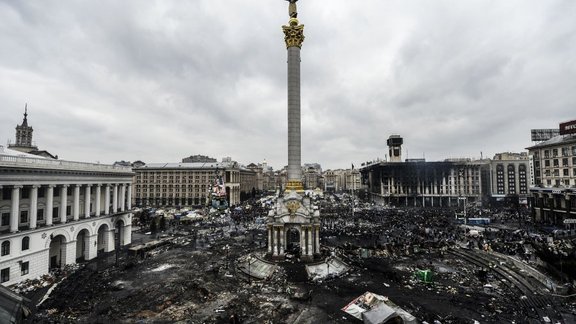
[{"left": 0, "top": 146, "right": 133, "bottom": 286}]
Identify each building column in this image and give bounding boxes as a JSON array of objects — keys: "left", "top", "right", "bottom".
[
  {"left": 120, "top": 184, "right": 126, "bottom": 212},
  {"left": 46, "top": 185, "right": 54, "bottom": 226},
  {"left": 104, "top": 185, "right": 111, "bottom": 215},
  {"left": 307, "top": 226, "right": 313, "bottom": 256},
  {"left": 10, "top": 185, "right": 22, "bottom": 233},
  {"left": 84, "top": 185, "right": 91, "bottom": 218},
  {"left": 279, "top": 226, "right": 285, "bottom": 255},
  {"left": 60, "top": 185, "right": 68, "bottom": 223},
  {"left": 73, "top": 185, "right": 80, "bottom": 221},
  {"left": 267, "top": 225, "right": 273, "bottom": 254},
  {"left": 315, "top": 225, "right": 320, "bottom": 254},
  {"left": 95, "top": 184, "right": 101, "bottom": 216},
  {"left": 112, "top": 184, "right": 118, "bottom": 213},
  {"left": 272, "top": 227, "right": 278, "bottom": 256},
  {"left": 126, "top": 184, "right": 132, "bottom": 210},
  {"left": 300, "top": 227, "right": 306, "bottom": 255},
  {"left": 29, "top": 185, "right": 39, "bottom": 230}
]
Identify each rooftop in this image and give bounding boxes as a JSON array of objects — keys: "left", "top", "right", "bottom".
[
  {"left": 138, "top": 161, "right": 240, "bottom": 170},
  {"left": 527, "top": 134, "right": 576, "bottom": 150},
  {"left": 0, "top": 145, "right": 132, "bottom": 173}
]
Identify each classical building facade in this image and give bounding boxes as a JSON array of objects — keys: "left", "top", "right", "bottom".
[
  {"left": 487, "top": 152, "right": 530, "bottom": 206},
  {"left": 527, "top": 132, "right": 576, "bottom": 225},
  {"left": 303, "top": 163, "right": 323, "bottom": 190},
  {"left": 323, "top": 169, "right": 362, "bottom": 193},
  {"left": 132, "top": 159, "right": 258, "bottom": 207},
  {"left": 0, "top": 146, "right": 133, "bottom": 286}
]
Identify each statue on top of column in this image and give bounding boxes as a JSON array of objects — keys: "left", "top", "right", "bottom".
[{"left": 286, "top": 0, "right": 298, "bottom": 18}]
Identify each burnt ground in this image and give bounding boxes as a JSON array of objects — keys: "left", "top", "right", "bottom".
[{"left": 23, "top": 221, "right": 576, "bottom": 324}]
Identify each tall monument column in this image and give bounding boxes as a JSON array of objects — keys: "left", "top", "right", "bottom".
[{"left": 283, "top": 0, "right": 305, "bottom": 192}]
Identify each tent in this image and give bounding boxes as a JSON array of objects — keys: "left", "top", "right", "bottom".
[{"left": 342, "top": 292, "right": 417, "bottom": 324}]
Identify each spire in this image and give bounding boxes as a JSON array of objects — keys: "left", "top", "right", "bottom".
[{"left": 22, "top": 103, "right": 28, "bottom": 127}]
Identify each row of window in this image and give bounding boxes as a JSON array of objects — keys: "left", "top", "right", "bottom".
[
  {"left": 0, "top": 262, "right": 29, "bottom": 283},
  {"left": 542, "top": 169, "right": 576, "bottom": 177},
  {"left": 538, "top": 157, "right": 576, "bottom": 168},
  {"left": 136, "top": 178, "right": 216, "bottom": 183},
  {"left": 542, "top": 179, "right": 575, "bottom": 187},
  {"left": 536, "top": 146, "right": 576, "bottom": 158},
  {"left": 1, "top": 237, "right": 29, "bottom": 256},
  {"left": 136, "top": 185, "right": 208, "bottom": 188}
]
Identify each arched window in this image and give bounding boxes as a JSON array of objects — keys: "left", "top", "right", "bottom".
[
  {"left": 496, "top": 164, "right": 505, "bottom": 194},
  {"left": 22, "top": 237, "right": 30, "bottom": 251},
  {"left": 1, "top": 241, "right": 10, "bottom": 256},
  {"left": 508, "top": 164, "right": 516, "bottom": 194}
]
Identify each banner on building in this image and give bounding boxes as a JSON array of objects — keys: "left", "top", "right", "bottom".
[{"left": 559, "top": 120, "right": 576, "bottom": 135}]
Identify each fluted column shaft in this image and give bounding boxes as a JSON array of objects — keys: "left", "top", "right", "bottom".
[
  {"left": 60, "top": 185, "right": 68, "bottom": 223},
  {"left": 10, "top": 186, "right": 22, "bottom": 233},
  {"left": 29, "top": 185, "right": 39, "bottom": 229},
  {"left": 95, "top": 185, "right": 101, "bottom": 216},
  {"left": 73, "top": 185, "right": 80, "bottom": 221},
  {"left": 46, "top": 185, "right": 54, "bottom": 226},
  {"left": 104, "top": 185, "right": 111, "bottom": 215},
  {"left": 287, "top": 46, "right": 302, "bottom": 183},
  {"left": 85, "top": 185, "right": 91, "bottom": 218},
  {"left": 120, "top": 184, "right": 126, "bottom": 212},
  {"left": 112, "top": 184, "right": 118, "bottom": 213},
  {"left": 126, "top": 184, "right": 132, "bottom": 210}
]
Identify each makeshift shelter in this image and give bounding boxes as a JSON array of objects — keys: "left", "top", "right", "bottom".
[{"left": 342, "top": 292, "right": 417, "bottom": 324}]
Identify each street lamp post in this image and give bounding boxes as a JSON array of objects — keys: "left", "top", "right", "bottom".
[
  {"left": 224, "top": 244, "right": 230, "bottom": 269},
  {"left": 247, "top": 255, "right": 253, "bottom": 284}
]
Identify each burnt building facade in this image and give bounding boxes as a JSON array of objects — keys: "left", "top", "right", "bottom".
[{"left": 361, "top": 160, "right": 488, "bottom": 207}]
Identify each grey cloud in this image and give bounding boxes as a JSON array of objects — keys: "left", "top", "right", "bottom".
[{"left": 1, "top": 0, "right": 575, "bottom": 169}]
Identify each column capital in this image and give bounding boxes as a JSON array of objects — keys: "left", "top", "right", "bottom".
[
  {"left": 283, "top": 20, "right": 304, "bottom": 49},
  {"left": 95, "top": 183, "right": 102, "bottom": 187},
  {"left": 13, "top": 185, "right": 23, "bottom": 189},
  {"left": 31, "top": 184, "right": 41, "bottom": 189},
  {"left": 75, "top": 184, "right": 82, "bottom": 188},
  {"left": 61, "top": 184, "right": 69, "bottom": 188}
]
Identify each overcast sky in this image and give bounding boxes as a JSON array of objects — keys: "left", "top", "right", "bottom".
[{"left": 1, "top": 0, "right": 575, "bottom": 170}]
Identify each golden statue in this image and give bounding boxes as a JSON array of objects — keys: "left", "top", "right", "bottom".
[{"left": 287, "top": 0, "right": 298, "bottom": 18}]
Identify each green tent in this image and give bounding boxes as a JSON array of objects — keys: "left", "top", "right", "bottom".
[{"left": 415, "top": 269, "right": 433, "bottom": 283}]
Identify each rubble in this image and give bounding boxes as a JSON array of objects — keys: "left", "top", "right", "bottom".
[{"left": 20, "top": 197, "right": 576, "bottom": 323}]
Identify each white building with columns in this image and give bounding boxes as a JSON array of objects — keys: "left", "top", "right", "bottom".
[{"left": 0, "top": 146, "right": 133, "bottom": 286}]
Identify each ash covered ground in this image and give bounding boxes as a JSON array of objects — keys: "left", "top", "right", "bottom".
[{"left": 21, "top": 195, "right": 576, "bottom": 323}]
